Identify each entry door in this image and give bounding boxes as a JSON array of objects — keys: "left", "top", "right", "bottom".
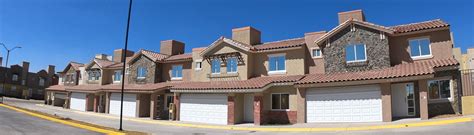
[
  {"left": 391, "top": 83, "right": 416, "bottom": 117},
  {"left": 243, "top": 94, "right": 254, "bottom": 122}
]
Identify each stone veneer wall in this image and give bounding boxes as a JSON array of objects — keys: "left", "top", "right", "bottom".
[
  {"left": 128, "top": 55, "right": 157, "bottom": 84},
  {"left": 324, "top": 25, "right": 390, "bottom": 73}
]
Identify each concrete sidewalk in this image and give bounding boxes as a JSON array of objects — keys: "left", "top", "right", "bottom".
[{"left": 4, "top": 97, "right": 474, "bottom": 135}]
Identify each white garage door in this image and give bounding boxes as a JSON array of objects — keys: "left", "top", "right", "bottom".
[
  {"left": 109, "top": 93, "right": 137, "bottom": 117},
  {"left": 70, "top": 92, "right": 86, "bottom": 111},
  {"left": 180, "top": 94, "right": 228, "bottom": 125},
  {"left": 307, "top": 85, "right": 382, "bottom": 123}
]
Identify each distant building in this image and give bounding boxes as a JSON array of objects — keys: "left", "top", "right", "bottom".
[
  {"left": 0, "top": 59, "right": 57, "bottom": 100},
  {"left": 453, "top": 47, "right": 474, "bottom": 70}
]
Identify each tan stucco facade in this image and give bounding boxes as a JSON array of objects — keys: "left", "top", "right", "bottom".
[
  {"left": 262, "top": 86, "right": 298, "bottom": 111},
  {"left": 462, "top": 96, "right": 474, "bottom": 115}
]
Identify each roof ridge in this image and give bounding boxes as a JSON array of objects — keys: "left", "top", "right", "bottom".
[
  {"left": 259, "top": 37, "right": 305, "bottom": 45},
  {"left": 140, "top": 49, "right": 169, "bottom": 56},
  {"left": 389, "top": 19, "right": 444, "bottom": 28}
]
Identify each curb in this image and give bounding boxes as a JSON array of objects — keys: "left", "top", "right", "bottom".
[
  {"left": 67, "top": 106, "right": 473, "bottom": 132},
  {"left": 0, "top": 104, "right": 125, "bottom": 135}
]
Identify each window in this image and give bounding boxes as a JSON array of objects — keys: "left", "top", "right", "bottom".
[
  {"left": 195, "top": 61, "right": 202, "bottom": 70},
  {"left": 94, "top": 71, "right": 101, "bottom": 80},
  {"left": 409, "top": 38, "right": 431, "bottom": 58},
  {"left": 211, "top": 58, "right": 220, "bottom": 74},
  {"left": 428, "top": 79, "right": 451, "bottom": 99},
  {"left": 171, "top": 65, "right": 183, "bottom": 79},
  {"left": 137, "top": 66, "right": 147, "bottom": 79},
  {"left": 271, "top": 93, "right": 289, "bottom": 110},
  {"left": 226, "top": 57, "right": 238, "bottom": 73},
  {"left": 346, "top": 44, "right": 366, "bottom": 62},
  {"left": 312, "top": 48, "right": 322, "bottom": 58},
  {"left": 39, "top": 78, "right": 45, "bottom": 86},
  {"left": 113, "top": 70, "right": 122, "bottom": 82},
  {"left": 165, "top": 95, "right": 174, "bottom": 110},
  {"left": 268, "top": 54, "right": 286, "bottom": 73},
  {"left": 88, "top": 71, "right": 100, "bottom": 81},
  {"left": 12, "top": 74, "right": 18, "bottom": 81}
]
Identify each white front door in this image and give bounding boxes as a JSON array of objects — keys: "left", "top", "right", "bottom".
[
  {"left": 180, "top": 94, "right": 228, "bottom": 125},
  {"left": 243, "top": 94, "right": 254, "bottom": 122},
  {"left": 306, "top": 85, "right": 383, "bottom": 123},
  {"left": 70, "top": 92, "right": 86, "bottom": 111},
  {"left": 109, "top": 93, "right": 137, "bottom": 117},
  {"left": 391, "top": 83, "right": 416, "bottom": 117}
]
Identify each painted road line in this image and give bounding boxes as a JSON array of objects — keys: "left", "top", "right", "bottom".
[{"left": 0, "top": 104, "right": 124, "bottom": 135}]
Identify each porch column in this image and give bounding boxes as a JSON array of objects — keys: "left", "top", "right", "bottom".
[
  {"left": 136, "top": 94, "right": 141, "bottom": 117},
  {"left": 381, "top": 83, "right": 392, "bottom": 122},
  {"left": 93, "top": 95, "right": 98, "bottom": 112},
  {"left": 254, "top": 93, "right": 264, "bottom": 125},
  {"left": 105, "top": 92, "right": 110, "bottom": 114},
  {"left": 173, "top": 93, "right": 180, "bottom": 121},
  {"left": 150, "top": 92, "right": 157, "bottom": 119},
  {"left": 65, "top": 92, "right": 71, "bottom": 109},
  {"left": 296, "top": 87, "right": 306, "bottom": 123},
  {"left": 419, "top": 80, "right": 429, "bottom": 120},
  {"left": 228, "top": 94, "right": 235, "bottom": 125}
]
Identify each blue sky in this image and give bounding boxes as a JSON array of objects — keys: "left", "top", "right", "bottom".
[{"left": 1, "top": 0, "right": 473, "bottom": 72}]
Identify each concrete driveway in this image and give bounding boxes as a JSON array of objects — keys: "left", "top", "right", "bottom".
[{"left": 4, "top": 97, "right": 474, "bottom": 135}]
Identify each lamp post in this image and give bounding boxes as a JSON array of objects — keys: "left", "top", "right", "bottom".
[
  {"left": 0, "top": 43, "right": 21, "bottom": 103},
  {"left": 119, "top": 0, "right": 133, "bottom": 131}
]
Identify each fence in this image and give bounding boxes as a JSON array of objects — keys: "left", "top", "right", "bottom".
[{"left": 461, "top": 69, "right": 474, "bottom": 96}]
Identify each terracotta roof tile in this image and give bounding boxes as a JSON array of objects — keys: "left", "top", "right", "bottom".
[
  {"left": 70, "top": 62, "right": 84, "bottom": 70},
  {"left": 93, "top": 59, "right": 117, "bottom": 68},
  {"left": 164, "top": 53, "right": 193, "bottom": 62},
  {"left": 172, "top": 75, "right": 304, "bottom": 90},
  {"left": 390, "top": 19, "right": 449, "bottom": 34},
  {"left": 141, "top": 49, "right": 169, "bottom": 62},
  {"left": 297, "top": 58, "right": 458, "bottom": 84},
  {"left": 254, "top": 38, "right": 306, "bottom": 51}
]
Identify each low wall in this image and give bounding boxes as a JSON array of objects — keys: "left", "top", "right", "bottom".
[{"left": 462, "top": 96, "right": 474, "bottom": 115}]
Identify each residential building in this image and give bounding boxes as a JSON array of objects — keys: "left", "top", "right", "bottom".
[{"left": 46, "top": 9, "right": 461, "bottom": 125}]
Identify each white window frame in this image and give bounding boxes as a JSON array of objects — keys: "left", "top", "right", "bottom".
[
  {"left": 409, "top": 37, "right": 433, "bottom": 60},
  {"left": 311, "top": 48, "right": 322, "bottom": 58},
  {"left": 427, "top": 77, "right": 454, "bottom": 102},
  {"left": 226, "top": 57, "right": 238, "bottom": 74},
  {"left": 164, "top": 94, "right": 174, "bottom": 110},
  {"left": 271, "top": 93, "right": 290, "bottom": 111},
  {"left": 171, "top": 65, "right": 183, "bottom": 80},
  {"left": 211, "top": 58, "right": 221, "bottom": 74},
  {"left": 346, "top": 44, "right": 367, "bottom": 63},
  {"left": 137, "top": 66, "right": 147, "bottom": 79},
  {"left": 113, "top": 70, "right": 122, "bottom": 83},
  {"left": 195, "top": 59, "right": 202, "bottom": 71},
  {"left": 267, "top": 53, "right": 287, "bottom": 75}
]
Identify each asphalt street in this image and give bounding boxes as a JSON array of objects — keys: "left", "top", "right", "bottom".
[{"left": 0, "top": 105, "right": 102, "bottom": 135}]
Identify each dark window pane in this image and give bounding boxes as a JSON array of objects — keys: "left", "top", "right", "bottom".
[
  {"left": 272, "top": 94, "right": 281, "bottom": 110},
  {"left": 281, "top": 94, "right": 289, "bottom": 109},
  {"left": 440, "top": 80, "right": 451, "bottom": 98},
  {"left": 408, "top": 100, "right": 414, "bottom": 107},
  {"left": 428, "top": 81, "right": 440, "bottom": 99}
]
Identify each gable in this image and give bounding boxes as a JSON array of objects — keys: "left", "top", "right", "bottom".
[
  {"left": 200, "top": 37, "right": 253, "bottom": 56},
  {"left": 315, "top": 20, "right": 393, "bottom": 46},
  {"left": 129, "top": 53, "right": 154, "bottom": 65},
  {"left": 206, "top": 42, "right": 249, "bottom": 56}
]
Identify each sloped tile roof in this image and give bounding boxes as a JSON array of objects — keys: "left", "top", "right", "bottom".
[
  {"left": 390, "top": 19, "right": 449, "bottom": 34},
  {"left": 46, "top": 85, "right": 66, "bottom": 91},
  {"left": 164, "top": 53, "right": 193, "bottom": 62},
  {"left": 254, "top": 38, "right": 306, "bottom": 51},
  {"left": 101, "top": 83, "right": 174, "bottom": 91},
  {"left": 141, "top": 49, "right": 169, "bottom": 62},
  {"left": 172, "top": 75, "right": 304, "bottom": 90},
  {"left": 70, "top": 62, "right": 84, "bottom": 70},
  {"left": 93, "top": 59, "right": 117, "bottom": 68},
  {"left": 297, "top": 58, "right": 459, "bottom": 84}
]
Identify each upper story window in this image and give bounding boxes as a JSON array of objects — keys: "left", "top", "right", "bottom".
[
  {"left": 195, "top": 61, "right": 202, "bottom": 70},
  {"left": 211, "top": 58, "right": 220, "bottom": 74},
  {"left": 346, "top": 44, "right": 366, "bottom": 62},
  {"left": 137, "top": 66, "right": 147, "bottom": 79},
  {"left": 171, "top": 65, "right": 183, "bottom": 79},
  {"left": 12, "top": 74, "right": 18, "bottom": 81},
  {"left": 39, "top": 78, "right": 45, "bottom": 86},
  {"left": 226, "top": 57, "right": 238, "bottom": 73},
  {"left": 409, "top": 38, "right": 431, "bottom": 58},
  {"left": 113, "top": 70, "right": 122, "bottom": 82},
  {"left": 88, "top": 71, "right": 100, "bottom": 81},
  {"left": 268, "top": 54, "right": 286, "bottom": 74},
  {"left": 312, "top": 48, "right": 322, "bottom": 58},
  {"left": 428, "top": 79, "right": 451, "bottom": 99}
]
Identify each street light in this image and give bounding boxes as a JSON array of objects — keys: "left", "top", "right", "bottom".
[
  {"left": 119, "top": 0, "right": 133, "bottom": 131},
  {"left": 0, "top": 43, "right": 22, "bottom": 103}
]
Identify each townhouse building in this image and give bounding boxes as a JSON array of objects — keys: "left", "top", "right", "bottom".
[{"left": 46, "top": 9, "right": 461, "bottom": 125}]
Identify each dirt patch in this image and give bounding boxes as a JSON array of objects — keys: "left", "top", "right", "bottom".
[{"left": 4, "top": 104, "right": 148, "bottom": 135}]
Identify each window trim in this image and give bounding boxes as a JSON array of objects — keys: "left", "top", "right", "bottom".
[
  {"left": 345, "top": 44, "right": 367, "bottom": 63},
  {"left": 268, "top": 53, "right": 287, "bottom": 75},
  {"left": 270, "top": 93, "right": 290, "bottom": 111},
  {"left": 427, "top": 77, "right": 454, "bottom": 102},
  {"left": 311, "top": 47, "right": 323, "bottom": 58},
  {"left": 171, "top": 65, "right": 183, "bottom": 80},
  {"left": 409, "top": 37, "right": 433, "bottom": 60},
  {"left": 195, "top": 59, "right": 202, "bottom": 71},
  {"left": 226, "top": 57, "right": 238, "bottom": 73}
]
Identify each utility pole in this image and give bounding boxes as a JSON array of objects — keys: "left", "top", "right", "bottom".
[
  {"left": 0, "top": 43, "right": 21, "bottom": 103},
  {"left": 119, "top": 0, "right": 133, "bottom": 131}
]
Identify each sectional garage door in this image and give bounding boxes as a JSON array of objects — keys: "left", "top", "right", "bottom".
[
  {"left": 109, "top": 93, "right": 137, "bottom": 117},
  {"left": 306, "top": 85, "right": 382, "bottom": 123},
  {"left": 70, "top": 92, "right": 86, "bottom": 111},
  {"left": 180, "top": 94, "right": 228, "bottom": 125}
]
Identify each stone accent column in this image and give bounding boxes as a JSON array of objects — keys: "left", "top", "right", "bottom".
[
  {"left": 136, "top": 94, "right": 141, "bottom": 117},
  {"left": 254, "top": 93, "right": 264, "bottom": 125},
  {"left": 228, "top": 94, "right": 235, "bottom": 125},
  {"left": 419, "top": 80, "right": 429, "bottom": 120},
  {"left": 105, "top": 92, "right": 110, "bottom": 114},
  {"left": 150, "top": 93, "right": 157, "bottom": 119},
  {"left": 296, "top": 87, "right": 306, "bottom": 123},
  {"left": 381, "top": 83, "right": 392, "bottom": 122},
  {"left": 173, "top": 93, "right": 180, "bottom": 121}
]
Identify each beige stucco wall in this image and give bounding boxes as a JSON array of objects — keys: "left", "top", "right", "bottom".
[
  {"left": 462, "top": 96, "right": 474, "bottom": 115},
  {"left": 389, "top": 29, "right": 453, "bottom": 65},
  {"left": 262, "top": 86, "right": 298, "bottom": 111},
  {"left": 162, "top": 61, "right": 192, "bottom": 82},
  {"left": 234, "top": 94, "right": 244, "bottom": 124},
  {"left": 252, "top": 48, "right": 306, "bottom": 77}
]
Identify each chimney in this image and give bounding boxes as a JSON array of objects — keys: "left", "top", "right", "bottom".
[
  {"left": 95, "top": 54, "right": 109, "bottom": 60},
  {"left": 0, "top": 57, "right": 3, "bottom": 67},
  {"left": 48, "top": 65, "right": 55, "bottom": 85},
  {"left": 304, "top": 31, "right": 327, "bottom": 47},
  {"left": 160, "top": 40, "right": 185, "bottom": 56},
  {"left": 338, "top": 9, "right": 365, "bottom": 24},
  {"left": 21, "top": 61, "right": 29, "bottom": 85},
  {"left": 113, "top": 49, "right": 134, "bottom": 62},
  {"left": 232, "top": 26, "right": 261, "bottom": 45}
]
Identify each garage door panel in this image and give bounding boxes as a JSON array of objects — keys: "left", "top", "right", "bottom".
[
  {"left": 70, "top": 93, "right": 86, "bottom": 111},
  {"left": 109, "top": 93, "right": 136, "bottom": 117},
  {"left": 307, "top": 85, "right": 382, "bottom": 123},
  {"left": 180, "top": 94, "right": 227, "bottom": 125}
]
